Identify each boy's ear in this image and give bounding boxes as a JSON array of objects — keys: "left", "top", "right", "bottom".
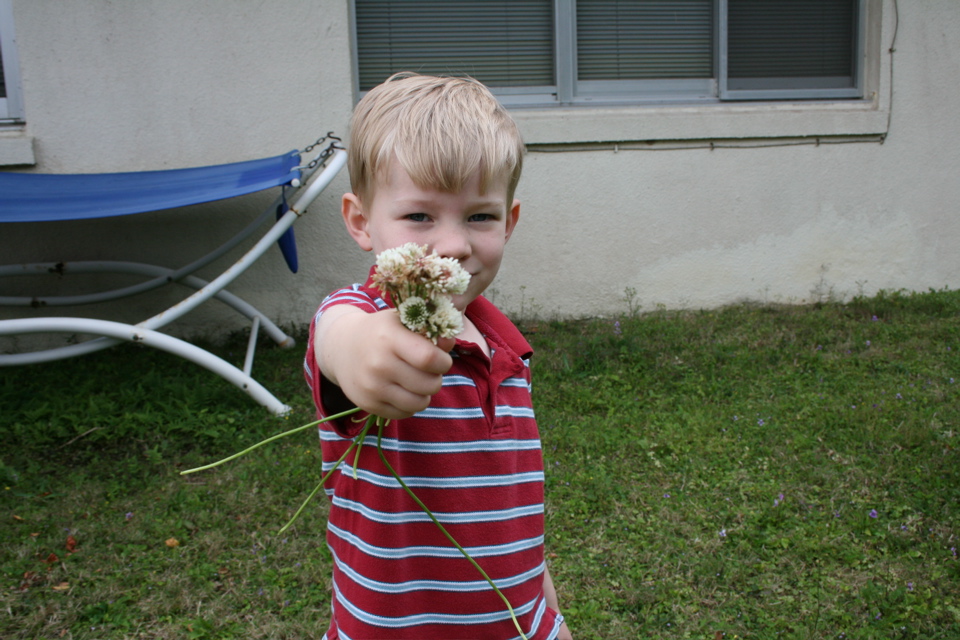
[
  {"left": 504, "top": 199, "right": 521, "bottom": 243},
  {"left": 342, "top": 192, "right": 374, "bottom": 252}
]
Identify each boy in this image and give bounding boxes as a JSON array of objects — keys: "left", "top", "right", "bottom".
[{"left": 304, "top": 72, "right": 572, "bottom": 640}]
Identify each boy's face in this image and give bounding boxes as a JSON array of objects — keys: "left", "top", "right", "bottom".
[{"left": 343, "top": 159, "right": 520, "bottom": 311}]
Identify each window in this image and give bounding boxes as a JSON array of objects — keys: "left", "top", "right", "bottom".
[
  {"left": 0, "top": 0, "right": 24, "bottom": 122},
  {"left": 353, "top": 0, "right": 864, "bottom": 107}
]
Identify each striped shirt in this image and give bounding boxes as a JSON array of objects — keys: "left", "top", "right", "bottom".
[{"left": 304, "top": 274, "right": 562, "bottom": 640}]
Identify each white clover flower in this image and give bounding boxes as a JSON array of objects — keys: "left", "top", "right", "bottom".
[
  {"left": 397, "top": 296, "right": 429, "bottom": 333},
  {"left": 373, "top": 243, "right": 428, "bottom": 299},
  {"left": 427, "top": 256, "right": 470, "bottom": 296},
  {"left": 425, "top": 296, "right": 464, "bottom": 341},
  {"left": 446, "top": 268, "right": 471, "bottom": 296},
  {"left": 374, "top": 246, "right": 405, "bottom": 275},
  {"left": 373, "top": 244, "right": 412, "bottom": 277}
]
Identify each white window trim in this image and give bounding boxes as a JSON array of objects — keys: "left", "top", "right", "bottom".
[{"left": 0, "top": 0, "right": 25, "bottom": 122}]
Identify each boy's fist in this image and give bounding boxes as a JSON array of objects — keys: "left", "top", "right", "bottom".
[{"left": 315, "top": 306, "right": 454, "bottom": 419}]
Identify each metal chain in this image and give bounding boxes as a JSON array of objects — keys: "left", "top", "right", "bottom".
[{"left": 300, "top": 132, "right": 344, "bottom": 170}]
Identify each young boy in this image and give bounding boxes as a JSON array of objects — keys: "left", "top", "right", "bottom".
[{"left": 304, "top": 72, "right": 572, "bottom": 640}]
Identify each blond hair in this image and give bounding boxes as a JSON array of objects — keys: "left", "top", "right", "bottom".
[{"left": 348, "top": 72, "right": 524, "bottom": 203}]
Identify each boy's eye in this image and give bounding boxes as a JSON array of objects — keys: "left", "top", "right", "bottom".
[
  {"left": 406, "top": 213, "right": 429, "bottom": 222},
  {"left": 469, "top": 213, "right": 495, "bottom": 222}
]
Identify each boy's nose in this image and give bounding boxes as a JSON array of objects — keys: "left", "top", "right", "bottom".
[{"left": 432, "top": 227, "right": 472, "bottom": 262}]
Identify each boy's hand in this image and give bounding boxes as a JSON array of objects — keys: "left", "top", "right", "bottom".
[
  {"left": 315, "top": 306, "right": 454, "bottom": 420},
  {"left": 543, "top": 565, "right": 573, "bottom": 639}
]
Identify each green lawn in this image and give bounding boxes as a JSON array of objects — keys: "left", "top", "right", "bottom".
[{"left": 2, "top": 288, "right": 958, "bottom": 639}]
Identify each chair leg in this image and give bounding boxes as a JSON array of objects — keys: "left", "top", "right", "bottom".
[
  {"left": 243, "top": 315, "right": 261, "bottom": 376},
  {"left": 0, "top": 318, "right": 291, "bottom": 415}
]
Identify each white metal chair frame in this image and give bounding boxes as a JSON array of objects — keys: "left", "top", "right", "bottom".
[{"left": 0, "top": 143, "right": 347, "bottom": 415}]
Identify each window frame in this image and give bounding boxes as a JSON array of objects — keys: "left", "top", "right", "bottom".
[
  {"left": 717, "top": 0, "right": 865, "bottom": 101},
  {"left": 562, "top": 0, "right": 720, "bottom": 106},
  {"left": 351, "top": 0, "right": 867, "bottom": 108},
  {"left": 0, "top": 0, "right": 25, "bottom": 122}
]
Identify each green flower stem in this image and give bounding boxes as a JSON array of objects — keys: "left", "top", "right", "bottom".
[
  {"left": 278, "top": 414, "right": 376, "bottom": 535},
  {"left": 179, "top": 407, "right": 362, "bottom": 476},
  {"left": 374, "top": 417, "right": 529, "bottom": 640},
  {"left": 352, "top": 428, "right": 365, "bottom": 480}
]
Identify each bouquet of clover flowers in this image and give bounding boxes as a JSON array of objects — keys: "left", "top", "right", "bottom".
[
  {"left": 372, "top": 242, "right": 469, "bottom": 341},
  {"left": 182, "top": 242, "right": 528, "bottom": 639}
]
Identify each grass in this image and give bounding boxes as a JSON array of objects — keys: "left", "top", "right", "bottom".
[{"left": 2, "top": 288, "right": 959, "bottom": 639}]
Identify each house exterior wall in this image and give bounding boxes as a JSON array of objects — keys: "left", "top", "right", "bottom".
[{"left": 1, "top": 0, "right": 957, "bottom": 342}]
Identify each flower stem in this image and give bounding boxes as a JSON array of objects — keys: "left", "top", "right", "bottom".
[
  {"left": 180, "top": 405, "right": 527, "bottom": 636},
  {"left": 352, "top": 426, "right": 367, "bottom": 480},
  {"left": 278, "top": 414, "right": 376, "bottom": 535},
  {"left": 374, "top": 418, "right": 529, "bottom": 640},
  {"left": 179, "top": 407, "right": 362, "bottom": 476}
]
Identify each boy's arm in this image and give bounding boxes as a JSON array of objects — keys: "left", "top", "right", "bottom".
[
  {"left": 543, "top": 565, "right": 573, "bottom": 640},
  {"left": 314, "top": 304, "right": 454, "bottom": 420}
]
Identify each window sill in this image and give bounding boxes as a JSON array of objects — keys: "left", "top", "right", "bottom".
[
  {"left": 512, "top": 95, "right": 889, "bottom": 145},
  {"left": 0, "top": 128, "right": 35, "bottom": 166}
]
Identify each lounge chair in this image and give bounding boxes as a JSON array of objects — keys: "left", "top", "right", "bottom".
[{"left": 0, "top": 134, "right": 346, "bottom": 414}]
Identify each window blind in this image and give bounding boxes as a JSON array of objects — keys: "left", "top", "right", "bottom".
[
  {"left": 727, "top": 0, "right": 857, "bottom": 90},
  {"left": 355, "top": 0, "right": 554, "bottom": 91},
  {"left": 353, "top": 0, "right": 863, "bottom": 104},
  {"left": 576, "top": 0, "right": 714, "bottom": 81}
]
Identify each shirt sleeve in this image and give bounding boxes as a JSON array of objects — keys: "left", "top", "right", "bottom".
[{"left": 303, "top": 284, "right": 383, "bottom": 436}]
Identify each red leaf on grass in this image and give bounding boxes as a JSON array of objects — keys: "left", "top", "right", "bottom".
[
  {"left": 18, "top": 571, "right": 42, "bottom": 591},
  {"left": 45, "top": 552, "right": 59, "bottom": 566},
  {"left": 65, "top": 535, "right": 77, "bottom": 553}
]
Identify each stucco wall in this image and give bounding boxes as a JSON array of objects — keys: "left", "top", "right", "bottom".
[{"left": 1, "top": 0, "right": 957, "bottom": 345}]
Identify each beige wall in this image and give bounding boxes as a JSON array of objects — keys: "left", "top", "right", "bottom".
[{"left": 1, "top": 0, "right": 957, "bottom": 343}]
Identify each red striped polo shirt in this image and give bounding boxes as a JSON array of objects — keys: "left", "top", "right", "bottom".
[{"left": 304, "top": 274, "right": 562, "bottom": 640}]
